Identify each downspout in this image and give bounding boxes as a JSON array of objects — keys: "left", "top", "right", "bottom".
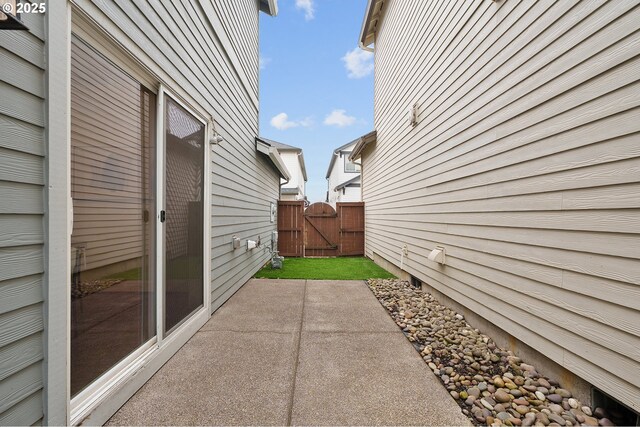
[
  {"left": 326, "top": 177, "right": 330, "bottom": 202},
  {"left": 352, "top": 159, "right": 363, "bottom": 202}
]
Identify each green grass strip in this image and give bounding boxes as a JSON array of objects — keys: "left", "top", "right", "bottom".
[{"left": 254, "top": 257, "right": 395, "bottom": 280}]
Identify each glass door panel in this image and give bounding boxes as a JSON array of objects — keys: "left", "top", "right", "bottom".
[
  {"left": 163, "top": 97, "right": 205, "bottom": 334},
  {"left": 70, "top": 37, "right": 156, "bottom": 397}
]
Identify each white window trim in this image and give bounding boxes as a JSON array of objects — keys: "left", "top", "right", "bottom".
[{"left": 44, "top": 1, "right": 71, "bottom": 425}]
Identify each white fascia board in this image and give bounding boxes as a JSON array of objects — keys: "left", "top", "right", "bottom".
[
  {"left": 270, "top": 148, "right": 291, "bottom": 182},
  {"left": 257, "top": 139, "right": 291, "bottom": 181},
  {"left": 325, "top": 152, "right": 338, "bottom": 179},
  {"left": 298, "top": 152, "right": 308, "bottom": 182}
]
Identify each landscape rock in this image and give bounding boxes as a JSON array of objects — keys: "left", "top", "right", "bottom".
[
  {"left": 365, "top": 279, "right": 616, "bottom": 427},
  {"left": 567, "top": 398, "right": 579, "bottom": 409},
  {"left": 495, "top": 389, "right": 511, "bottom": 403},
  {"left": 547, "top": 394, "right": 563, "bottom": 404}
]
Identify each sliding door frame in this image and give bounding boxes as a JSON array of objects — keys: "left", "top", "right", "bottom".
[
  {"left": 156, "top": 85, "right": 211, "bottom": 343},
  {"left": 65, "top": 10, "right": 212, "bottom": 424}
]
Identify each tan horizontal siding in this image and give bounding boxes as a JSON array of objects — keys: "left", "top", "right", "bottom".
[{"left": 365, "top": 0, "right": 640, "bottom": 411}]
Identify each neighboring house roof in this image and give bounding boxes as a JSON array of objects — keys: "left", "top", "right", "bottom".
[
  {"left": 349, "top": 130, "right": 377, "bottom": 161},
  {"left": 256, "top": 136, "right": 307, "bottom": 181},
  {"left": 334, "top": 175, "right": 361, "bottom": 192},
  {"left": 325, "top": 139, "right": 359, "bottom": 178},
  {"left": 360, "top": 0, "right": 385, "bottom": 49},
  {"left": 259, "top": 0, "right": 278, "bottom": 16},
  {"left": 257, "top": 137, "right": 300, "bottom": 151},
  {"left": 255, "top": 137, "right": 291, "bottom": 181}
]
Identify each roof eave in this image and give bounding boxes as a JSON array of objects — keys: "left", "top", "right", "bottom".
[
  {"left": 359, "top": 0, "right": 384, "bottom": 49},
  {"left": 259, "top": 0, "right": 278, "bottom": 16},
  {"left": 349, "top": 130, "right": 377, "bottom": 161},
  {"left": 327, "top": 139, "right": 360, "bottom": 178},
  {"left": 256, "top": 138, "right": 291, "bottom": 181},
  {"left": 334, "top": 175, "right": 361, "bottom": 191}
]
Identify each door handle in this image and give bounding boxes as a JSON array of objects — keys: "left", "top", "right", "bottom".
[{"left": 160, "top": 210, "right": 166, "bottom": 223}]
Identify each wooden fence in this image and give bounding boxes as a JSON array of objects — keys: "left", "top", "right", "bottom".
[{"left": 277, "top": 201, "right": 364, "bottom": 257}]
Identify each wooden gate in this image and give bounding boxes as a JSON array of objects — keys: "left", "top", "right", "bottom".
[
  {"left": 304, "top": 202, "right": 339, "bottom": 257},
  {"left": 277, "top": 201, "right": 364, "bottom": 257},
  {"left": 337, "top": 202, "right": 365, "bottom": 256},
  {"left": 277, "top": 200, "right": 304, "bottom": 257}
]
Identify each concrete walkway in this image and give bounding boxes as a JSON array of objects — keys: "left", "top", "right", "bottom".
[{"left": 107, "top": 279, "right": 471, "bottom": 426}]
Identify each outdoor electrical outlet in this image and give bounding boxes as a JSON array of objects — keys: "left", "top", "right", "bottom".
[{"left": 232, "top": 236, "right": 240, "bottom": 250}]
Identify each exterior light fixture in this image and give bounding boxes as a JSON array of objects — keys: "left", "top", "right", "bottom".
[
  {"left": 0, "top": 0, "right": 29, "bottom": 30},
  {"left": 209, "top": 117, "right": 223, "bottom": 144}
]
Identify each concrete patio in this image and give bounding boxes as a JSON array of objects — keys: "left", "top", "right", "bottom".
[{"left": 106, "top": 279, "right": 471, "bottom": 426}]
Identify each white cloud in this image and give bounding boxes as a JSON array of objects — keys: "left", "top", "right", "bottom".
[
  {"left": 295, "top": 0, "right": 315, "bottom": 20},
  {"left": 270, "top": 113, "right": 313, "bottom": 130},
  {"left": 299, "top": 116, "right": 314, "bottom": 127},
  {"left": 342, "top": 48, "right": 374, "bottom": 79},
  {"left": 259, "top": 55, "right": 271, "bottom": 70},
  {"left": 323, "top": 109, "right": 356, "bottom": 127},
  {"left": 270, "top": 113, "right": 298, "bottom": 130}
]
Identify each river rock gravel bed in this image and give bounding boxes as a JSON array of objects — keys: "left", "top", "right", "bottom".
[{"left": 367, "top": 279, "right": 623, "bottom": 427}]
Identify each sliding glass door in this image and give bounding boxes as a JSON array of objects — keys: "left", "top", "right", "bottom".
[
  {"left": 70, "top": 37, "right": 156, "bottom": 396},
  {"left": 69, "top": 36, "right": 207, "bottom": 401}
]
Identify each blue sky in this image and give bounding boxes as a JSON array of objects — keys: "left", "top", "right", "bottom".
[{"left": 259, "top": 0, "right": 373, "bottom": 202}]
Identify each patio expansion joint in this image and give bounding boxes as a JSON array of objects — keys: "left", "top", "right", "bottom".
[
  {"left": 286, "top": 279, "right": 307, "bottom": 426},
  {"left": 301, "top": 330, "right": 402, "bottom": 335},
  {"left": 197, "top": 328, "right": 295, "bottom": 335}
]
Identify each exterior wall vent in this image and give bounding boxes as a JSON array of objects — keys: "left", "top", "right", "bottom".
[
  {"left": 592, "top": 388, "right": 639, "bottom": 426},
  {"left": 410, "top": 275, "right": 421, "bottom": 289}
]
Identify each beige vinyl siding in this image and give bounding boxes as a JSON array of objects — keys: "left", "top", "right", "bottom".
[
  {"left": 363, "top": 0, "right": 640, "bottom": 411},
  {"left": 0, "top": 10, "right": 46, "bottom": 426},
  {"left": 72, "top": 0, "right": 278, "bottom": 311}
]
